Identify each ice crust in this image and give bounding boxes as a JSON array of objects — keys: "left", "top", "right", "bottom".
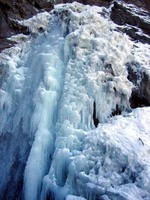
[{"left": 0, "top": 2, "right": 150, "bottom": 200}]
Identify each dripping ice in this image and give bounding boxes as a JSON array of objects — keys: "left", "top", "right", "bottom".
[{"left": 0, "top": 2, "right": 150, "bottom": 200}]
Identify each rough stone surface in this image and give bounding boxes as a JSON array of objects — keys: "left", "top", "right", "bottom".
[
  {"left": 127, "top": 62, "right": 150, "bottom": 108},
  {"left": 111, "top": 1, "right": 150, "bottom": 44},
  {"left": 0, "top": 0, "right": 149, "bottom": 40},
  {"left": 124, "top": 0, "right": 150, "bottom": 11},
  {"left": 0, "top": 0, "right": 150, "bottom": 52},
  {"left": 0, "top": 0, "right": 53, "bottom": 51}
]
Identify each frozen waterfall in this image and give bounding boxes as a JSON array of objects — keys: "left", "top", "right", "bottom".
[{"left": 0, "top": 2, "right": 150, "bottom": 200}]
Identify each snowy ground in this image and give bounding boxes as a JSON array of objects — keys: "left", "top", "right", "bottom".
[{"left": 0, "top": 2, "right": 150, "bottom": 200}]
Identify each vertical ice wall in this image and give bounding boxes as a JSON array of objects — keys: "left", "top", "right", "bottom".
[
  {"left": 39, "top": 3, "right": 138, "bottom": 200},
  {"left": 22, "top": 20, "right": 66, "bottom": 200},
  {"left": 0, "top": 12, "right": 66, "bottom": 199}
]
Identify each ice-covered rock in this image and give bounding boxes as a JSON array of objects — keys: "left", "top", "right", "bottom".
[{"left": 0, "top": 2, "right": 150, "bottom": 200}]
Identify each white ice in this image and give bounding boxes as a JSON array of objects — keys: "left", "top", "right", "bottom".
[{"left": 0, "top": 2, "right": 150, "bottom": 200}]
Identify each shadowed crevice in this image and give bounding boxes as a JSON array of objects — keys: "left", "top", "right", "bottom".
[{"left": 93, "top": 101, "right": 99, "bottom": 128}]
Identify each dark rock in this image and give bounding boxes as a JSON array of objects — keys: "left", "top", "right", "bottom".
[
  {"left": 110, "top": 1, "right": 150, "bottom": 44},
  {"left": 0, "top": 0, "right": 150, "bottom": 52},
  {"left": 63, "top": 0, "right": 112, "bottom": 7},
  {"left": 0, "top": 37, "right": 16, "bottom": 52},
  {"left": 117, "top": 26, "right": 150, "bottom": 44},
  {"left": 111, "top": 104, "right": 122, "bottom": 116},
  {"left": 93, "top": 101, "right": 99, "bottom": 127},
  {"left": 0, "top": 0, "right": 53, "bottom": 52},
  {"left": 124, "top": 0, "right": 150, "bottom": 12},
  {"left": 126, "top": 62, "right": 150, "bottom": 108}
]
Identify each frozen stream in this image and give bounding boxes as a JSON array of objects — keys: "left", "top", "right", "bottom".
[{"left": 0, "top": 2, "right": 150, "bottom": 200}]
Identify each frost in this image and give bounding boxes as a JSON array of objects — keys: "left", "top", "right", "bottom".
[{"left": 20, "top": 12, "right": 52, "bottom": 34}]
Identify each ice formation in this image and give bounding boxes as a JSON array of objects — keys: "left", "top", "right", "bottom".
[{"left": 0, "top": 2, "right": 150, "bottom": 200}]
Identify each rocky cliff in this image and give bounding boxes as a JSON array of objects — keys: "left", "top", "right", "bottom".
[{"left": 0, "top": 0, "right": 150, "bottom": 52}]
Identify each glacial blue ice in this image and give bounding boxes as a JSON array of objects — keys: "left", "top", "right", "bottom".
[{"left": 0, "top": 2, "right": 150, "bottom": 200}]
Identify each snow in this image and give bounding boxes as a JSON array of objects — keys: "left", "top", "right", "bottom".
[
  {"left": 43, "top": 107, "right": 150, "bottom": 200},
  {"left": 20, "top": 12, "right": 52, "bottom": 34},
  {"left": 0, "top": 2, "right": 150, "bottom": 200},
  {"left": 66, "top": 195, "right": 86, "bottom": 200},
  {"left": 132, "top": 42, "right": 150, "bottom": 72}
]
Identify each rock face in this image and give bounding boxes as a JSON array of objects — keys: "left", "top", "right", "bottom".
[
  {"left": 0, "top": 0, "right": 149, "bottom": 41},
  {"left": 127, "top": 62, "right": 150, "bottom": 108},
  {"left": 0, "top": 0, "right": 53, "bottom": 51},
  {"left": 124, "top": 0, "right": 150, "bottom": 11},
  {"left": 0, "top": 0, "right": 107, "bottom": 39},
  {"left": 111, "top": 1, "right": 150, "bottom": 44}
]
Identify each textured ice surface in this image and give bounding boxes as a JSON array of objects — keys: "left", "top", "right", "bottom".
[
  {"left": 66, "top": 195, "right": 86, "bottom": 200},
  {"left": 0, "top": 2, "right": 150, "bottom": 200}
]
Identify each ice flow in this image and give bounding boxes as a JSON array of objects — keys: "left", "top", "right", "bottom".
[{"left": 0, "top": 2, "right": 150, "bottom": 200}]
